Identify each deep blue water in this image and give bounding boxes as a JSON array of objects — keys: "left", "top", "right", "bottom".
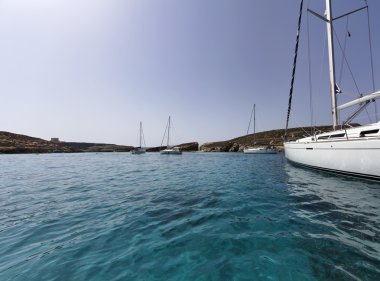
[{"left": 0, "top": 152, "right": 379, "bottom": 281}]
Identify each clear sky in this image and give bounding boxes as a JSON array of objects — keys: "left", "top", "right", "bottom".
[{"left": 1, "top": 0, "right": 379, "bottom": 146}]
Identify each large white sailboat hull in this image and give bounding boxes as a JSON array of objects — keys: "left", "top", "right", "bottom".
[
  {"left": 283, "top": 0, "right": 380, "bottom": 181},
  {"left": 284, "top": 138, "right": 380, "bottom": 180}
]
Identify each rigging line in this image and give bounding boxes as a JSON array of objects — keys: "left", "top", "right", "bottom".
[
  {"left": 285, "top": 0, "right": 304, "bottom": 139},
  {"left": 332, "top": 27, "right": 361, "bottom": 95},
  {"left": 338, "top": 16, "right": 349, "bottom": 85},
  {"left": 246, "top": 104, "right": 254, "bottom": 135},
  {"left": 169, "top": 119, "right": 179, "bottom": 145},
  {"left": 365, "top": 3, "right": 375, "bottom": 90},
  {"left": 135, "top": 127, "right": 140, "bottom": 147},
  {"left": 289, "top": 109, "right": 313, "bottom": 137},
  {"left": 365, "top": 3, "right": 377, "bottom": 121},
  {"left": 171, "top": 120, "right": 177, "bottom": 144},
  {"left": 306, "top": 2, "right": 314, "bottom": 133},
  {"left": 316, "top": 29, "right": 327, "bottom": 127},
  {"left": 160, "top": 119, "right": 169, "bottom": 147}
]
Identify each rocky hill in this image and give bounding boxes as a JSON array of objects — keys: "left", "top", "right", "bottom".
[
  {"left": 0, "top": 131, "right": 73, "bottom": 153},
  {"left": 0, "top": 131, "right": 133, "bottom": 154},
  {"left": 200, "top": 126, "right": 332, "bottom": 152}
]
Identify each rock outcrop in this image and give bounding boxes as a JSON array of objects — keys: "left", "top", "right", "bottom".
[
  {"left": 64, "top": 142, "right": 133, "bottom": 152},
  {"left": 177, "top": 142, "right": 198, "bottom": 151},
  {"left": 146, "top": 146, "right": 166, "bottom": 152},
  {"left": 146, "top": 142, "right": 198, "bottom": 152}
]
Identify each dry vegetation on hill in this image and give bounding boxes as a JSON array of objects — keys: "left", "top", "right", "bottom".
[
  {"left": 200, "top": 126, "right": 332, "bottom": 152},
  {"left": 1, "top": 126, "right": 334, "bottom": 154}
]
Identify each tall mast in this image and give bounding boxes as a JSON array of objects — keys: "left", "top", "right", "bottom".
[
  {"left": 253, "top": 104, "right": 256, "bottom": 145},
  {"left": 139, "top": 121, "right": 142, "bottom": 147},
  {"left": 325, "top": 0, "right": 338, "bottom": 129},
  {"left": 167, "top": 116, "right": 171, "bottom": 147}
]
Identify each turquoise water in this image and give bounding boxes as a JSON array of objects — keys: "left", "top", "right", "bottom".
[{"left": 0, "top": 152, "right": 379, "bottom": 281}]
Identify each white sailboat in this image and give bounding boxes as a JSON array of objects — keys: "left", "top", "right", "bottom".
[
  {"left": 244, "top": 104, "right": 277, "bottom": 154},
  {"left": 130, "top": 121, "right": 146, "bottom": 154},
  {"left": 160, "top": 116, "right": 182, "bottom": 155},
  {"left": 284, "top": 0, "right": 380, "bottom": 181}
]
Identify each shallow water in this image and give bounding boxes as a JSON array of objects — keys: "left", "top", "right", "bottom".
[{"left": 0, "top": 152, "right": 379, "bottom": 280}]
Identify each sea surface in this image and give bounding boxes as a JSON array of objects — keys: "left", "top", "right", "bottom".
[{"left": 0, "top": 152, "right": 379, "bottom": 281}]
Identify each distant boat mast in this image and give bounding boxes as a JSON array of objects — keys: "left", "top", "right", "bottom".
[
  {"left": 247, "top": 104, "right": 256, "bottom": 144},
  {"left": 167, "top": 116, "right": 171, "bottom": 147}
]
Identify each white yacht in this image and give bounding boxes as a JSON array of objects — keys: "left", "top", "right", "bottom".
[
  {"left": 130, "top": 122, "right": 146, "bottom": 154},
  {"left": 244, "top": 146, "right": 277, "bottom": 154},
  {"left": 284, "top": 0, "right": 380, "bottom": 181},
  {"left": 244, "top": 104, "right": 277, "bottom": 154},
  {"left": 160, "top": 116, "right": 182, "bottom": 155}
]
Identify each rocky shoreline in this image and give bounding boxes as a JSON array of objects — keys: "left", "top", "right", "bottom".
[
  {"left": 0, "top": 126, "right": 331, "bottom": 154},
  {"left": 0, "top": 131, "right": 199, "bottom": 154},
  {"left": 200, "top": 126, "right": 332, "bottom": 152}
]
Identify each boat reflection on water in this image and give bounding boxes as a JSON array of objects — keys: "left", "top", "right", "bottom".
[{"left": 284, "top": 163, "right": 380, "bottom": 275}]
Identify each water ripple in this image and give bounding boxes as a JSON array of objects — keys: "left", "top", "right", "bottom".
[{"left": 0, "top": 153, "right": 379, "bottom": 280}]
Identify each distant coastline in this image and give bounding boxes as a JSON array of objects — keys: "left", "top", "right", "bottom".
[
  {"left": 0, "top": 126, "right": 332, "bottom": 154},
  {"left": 0, "top": 131, "right": 198, "bottom": 154}
]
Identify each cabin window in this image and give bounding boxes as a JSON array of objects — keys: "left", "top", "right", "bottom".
[
  {"left": 330, "top": 133, "right": 346, "bottom": 138},
  {"left": 360, "top": 129, "right": 379, "bottom": 137},
  {"left": 317, "top": 133, "right": 346, "bottom": 140}
]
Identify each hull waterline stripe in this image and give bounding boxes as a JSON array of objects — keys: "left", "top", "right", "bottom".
[{"left": 287, "top": 159, "right": 380, "bottom": 182}]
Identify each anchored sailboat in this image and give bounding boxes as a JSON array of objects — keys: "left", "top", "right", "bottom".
[
  {"left": 131, "top": 121, "right": 146, "bottom": 154},
  {"left": 244, "top": 104, "right": 277, "bottom": 154},
  {"left": 284, "top": 0, "right": 380, "bottom": 181},
  {"left": 160, "top": 116, "right": 182, "bottom": 155}
]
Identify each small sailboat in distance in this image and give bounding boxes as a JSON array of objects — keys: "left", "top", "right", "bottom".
[
  {"left": 160, "top": 116, "right": 182, "bottom": 155},
  {"left": 131, "top": 121, "right": 146, "bottom": 154},
  {"left": 244, "top": 104, "right": 277, "bottom": 154}
]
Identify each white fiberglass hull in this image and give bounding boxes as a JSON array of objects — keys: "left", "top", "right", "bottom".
[
  {"left": 284, "top": 137, "right": 380, "bottom": 181},
  {"left": 160, "top": 149, "right": 182, "bottom": 155},
  {"left": 244, "top": 148, "right": 277, "bottom": 154}
]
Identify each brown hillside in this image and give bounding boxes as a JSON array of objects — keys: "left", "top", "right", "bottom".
[
  {"left": 200, "top": 126, "right": 332, "bottom": 152},
  {"left": 0, "top": 131, "right": 132, "bottom": 153}
]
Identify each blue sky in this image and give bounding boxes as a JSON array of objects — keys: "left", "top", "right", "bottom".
[{"left": 1, "top": 0, "right": 379, "bottom": 146}]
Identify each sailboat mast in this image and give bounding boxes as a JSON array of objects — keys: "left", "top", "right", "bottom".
[
  {"left": 139, "top": 121, "right": 142, "bottom": 147},
  {"left": 325, "top": 0, "right": 338, "bottom": 129},
  {"left": 253, "top": 104, "right": 256, "bottom": 145},
  {"left": 167, "top": 116, "right": 171, "bottom": 147}
]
